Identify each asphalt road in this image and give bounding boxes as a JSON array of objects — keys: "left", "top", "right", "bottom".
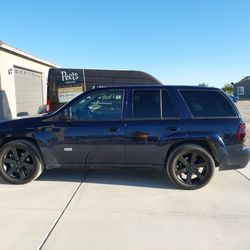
[{"left": 0, "top": 166, "right": 249, "bottom": 250}]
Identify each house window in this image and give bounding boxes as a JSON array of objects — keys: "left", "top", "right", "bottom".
[{"left": 237, "top": 86, "right": 244, "bottom": 95}]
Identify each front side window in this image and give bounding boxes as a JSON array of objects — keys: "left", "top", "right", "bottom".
[
  {"left": 70, "top": 90, "right": 124, "bottom": 120},
  {"left": 180, "top": 90, "right": 237, "bottom": 118}
]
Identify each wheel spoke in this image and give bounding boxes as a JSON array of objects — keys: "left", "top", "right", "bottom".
[
  {"left": 3, "top": 158, "right": 16, "bottom": 165},
  {"left": 6, "top": 166, "right": 17, "bottom": 175},
  {"left": 195, "top": 163, "right": 206, "bottom": 169},
  {"left": 11, "top": 148, "right": 19, "bottom": 160},
  {"left": 19, "top": 170, "right": 26, "bottom": 180},
  {"left": 23, "top": 167, "right": 31, "bottom": 175},
  {"left": 186, "top": 173, "right": 192, "bottom": 185},
  {"left": 23, "top": 163, "right": 34, "bottom": 170},
  {"left": 195, "top": 170, "right": 205, "bottom": 181},
  {"left": 176, "top": 168, "right": 187, "bottom": 175},
  {"left": 191, "top": 152, "right": 197, "bottom": 164},
  {"left": 178, "top": 156, "right": 189, "bottom": 166},
  {"left": 21, "top": 151, "right": 30, "bottom": 161}
]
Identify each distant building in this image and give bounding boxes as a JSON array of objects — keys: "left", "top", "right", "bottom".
[
  {"left": 233, "top": 77, "right": 250, "bottom": 100},
  {"left": 0, "top": 41, "right": 59, "bottom": 120}
]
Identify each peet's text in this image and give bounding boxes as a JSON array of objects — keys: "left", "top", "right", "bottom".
[{"left": 61, "top": 71, "right": 79, "bottom": 82}]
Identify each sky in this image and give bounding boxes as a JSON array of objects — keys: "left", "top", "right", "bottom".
[{"left": 1, "top": 0, "right": 250, "bottom": 88}]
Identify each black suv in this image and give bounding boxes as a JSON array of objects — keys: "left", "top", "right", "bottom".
[{"left": 0, "top": 86, "right": 249, "bottom": 189}]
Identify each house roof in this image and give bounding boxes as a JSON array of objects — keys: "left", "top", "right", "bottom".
[
  {"left": 235, "top": 76, "right": 250, "bottom": 85},
  {"left": 0, "top": 40, "right": 59, "bottom": 68},
  {"left": 237, "top": 76, "right": 250, "bottom": 83}
]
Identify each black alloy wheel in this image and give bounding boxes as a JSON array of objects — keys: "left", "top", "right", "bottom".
[
  {"left": 167, "top": 144, "right": 215, "bottom": 190},
  {"left": 0, "top": 140, "right": 43, "bottom": 184}
]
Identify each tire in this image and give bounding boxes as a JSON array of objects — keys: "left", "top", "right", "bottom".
[
  {"left": 166, "top": 144, "right": 215, "bottom": 190},
  {"left": 0, "top": 140, "right": 44, "bottom": 184}
]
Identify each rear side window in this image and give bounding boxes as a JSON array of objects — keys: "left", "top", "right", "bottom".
[
  {"left": 162, "top": 90, "right": 178, "bottom": 118},
  {"left": 180, "top": 90, "right": 236, "bottom": 118},
  {"left": 133, "top": 90, "right": 160, "bottom": 118}
]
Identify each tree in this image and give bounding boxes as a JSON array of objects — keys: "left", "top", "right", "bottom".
[
  {"left": 222, "top": 83, "right": 233, "bottom": 95},
  {"left": 198, "top": 82, "right": 209, "bottom": 87}
]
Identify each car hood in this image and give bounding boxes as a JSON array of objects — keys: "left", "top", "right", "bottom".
[{"left": 0, "top": 114, "right": 49, "bottom": 130}]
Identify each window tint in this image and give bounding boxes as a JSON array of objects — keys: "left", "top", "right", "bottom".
[
  {"left": 71, "top": 90, "right": 123, "bottom": 120},
  {"left": 133, "top": 90, "right": 160, "bottom": 118},
  {"left": 162, "top": 90, "right": 178, "bottom": 118},
  {"left": 180, "top": 90, "right": 236, "bottom": 117}
]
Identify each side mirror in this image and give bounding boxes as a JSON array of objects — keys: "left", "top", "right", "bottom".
[{"left": 63, "top": 107, "right": 72, "bottom": 121}]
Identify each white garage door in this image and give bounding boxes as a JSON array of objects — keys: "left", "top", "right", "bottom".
[{"left": 14, "top": 67, "right": 43, "bottom": 116}]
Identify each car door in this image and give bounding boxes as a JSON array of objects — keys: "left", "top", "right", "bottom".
[
  {"left": 125, "top": 88, "right": 185, "bottom": 166},
  {"left": 49, "top": 89, "right": 126, "bottom": 167}
]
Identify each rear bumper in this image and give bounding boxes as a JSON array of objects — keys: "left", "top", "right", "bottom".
[{"left": 219, "top": 146, "right": 250, "bottom": 170}]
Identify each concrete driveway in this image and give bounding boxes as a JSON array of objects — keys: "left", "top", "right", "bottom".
[{"left": 0, "top": 166, "right": 250, "bottom": 250}]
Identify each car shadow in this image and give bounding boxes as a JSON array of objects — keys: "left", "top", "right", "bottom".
[
  {"left": 0, "top": 167, "right": 175, "bottom": 189},
  {"left": 0, "top": 168, "right": 176, "bottom": 189}
]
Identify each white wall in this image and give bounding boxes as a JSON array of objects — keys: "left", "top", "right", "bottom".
[{"left": 0, "top": 49, "right": 54, "bottom": 118}]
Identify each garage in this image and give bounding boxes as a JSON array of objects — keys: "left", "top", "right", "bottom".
[
  {"left": 14, "top": 67, "right": 43, "bottom": 116},
  {"left": 0, "top": 41, "right": 58, "bottom": 120}
]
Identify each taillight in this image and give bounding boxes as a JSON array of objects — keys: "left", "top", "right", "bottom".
[
  {"left": 46, "top": 99, "right": 51, "bottom": 112},
  {"left": 237, "top": 122, "right": 246, "bottom": 144}
]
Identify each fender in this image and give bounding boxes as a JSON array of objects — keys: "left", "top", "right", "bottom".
[{"left": 166, "top": 131, "right": 227, "bottom": 166}]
